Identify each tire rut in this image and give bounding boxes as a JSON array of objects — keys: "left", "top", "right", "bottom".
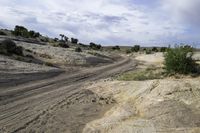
[{"left": 0, "top": 57, "right": 135, "bottom": 133}]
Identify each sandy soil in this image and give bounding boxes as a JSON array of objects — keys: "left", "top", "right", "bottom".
[
  {"left": 2, "top": 36, "right": 200, "bottom": 133},
  {"left": 0, "top": 38, "right": 136, "bottom": 133},
  {"left": 16, "top": 41, "right": 115, "bottom": 66},
  {"left": 0, "top": 55, "right": 65, "bottom": 88},
  {"left": 0, "top": 57, "right": 136, "bottom": 133},
  {"left": 0, "top": 55, "right": 58, "bottom": 73},
  {"left": 134, "top": 52, "right": 164, "bottom": 68},
  {"left": 83, "top": 53, "right": 200, "bottom": 133},
  {"left": 84, "top": 79, "right": 200, "bottom": 133}
]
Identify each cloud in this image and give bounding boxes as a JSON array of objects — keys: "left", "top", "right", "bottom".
[
  {"left": 0, "top": 0, "right": 199, "bottom": 46},
  {"left": 161, "top": 0, "right": 200, "bottom": 27}
]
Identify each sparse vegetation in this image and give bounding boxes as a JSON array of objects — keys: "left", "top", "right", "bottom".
[
  {"left": 44, "top": 62, "right": 54, "bottom": 67},
  {"left": 112, "top": 45, "right": 120, "bottom": 50},
  {"left": 118, "top": 68, "right": 165, "bottom": 81},
  {"left": 160, "top": 47, "right": 167, "bottom": 52},
  {"left": 126, "top": 49, "right": 132, "bottom": 54},
  {"left": 39, "top": 53, "right": 52, "bottom": 59},
  {"left": 25, "top": 49, "right": 33, "bottom": 53},
  {"left": 64, "top": 36, "right": 69, "bottom": 42},
  {"left": 89, "top": 42, "right": 102, "bottom": 50},
  {"left": 29, "top": 30, "right": 40, "bottom": 38},
  {"left": 12, "top": 25, "right": 29, "bottom": 38},
  {"left": 75, "top": 47, "right": 82, "bottom": 52},
  {"left": 71, "top": 38, "right": 78, "bottom": 44},
  {"left": 164, "top": 45, "right": 197, "bottom": 74},
  {"left": 40, "top": 37, "right": 49, "bottom": 42},
  {"left": 152, "top": 47, "right": 158, "bottom": 52},
  {"left": 87, "top": 51, "right": 109, "bottom": 59},
  {"left": 12, "top": 25, "right": 40, "bottom": 38},
  {"left": 58, "top": 41, "right": 69, "bottom": 48},
  {"left": 0, "top": 31, "right": 6, "bottom": 35},
  {"left": 59, "top": 34, "right": 65, "bottom": 40},
  {"left": 0, "top": 39, "right": 23, "bottom": 56},
  {"left": 131, "top": 45, "right": 140, "bottom": 52},
  {"left": 145, "top": 49, "right": 152, "bottom": 54},
  {"left": 59, "top": 34, "right": 68, "bottom": 42},
  {"left": 79, "top": 43, "right": 87, "bottom": 47},
  {"left": 54, "top": 38, "right": 59, "bottom": 42}
]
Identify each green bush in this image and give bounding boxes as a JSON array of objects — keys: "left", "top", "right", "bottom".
[
  {"left": 89, "top": 42, "right": 101, "bottom": 50},
  {"left": 117, "top": 68, "right": 164, "bottom": 81},
  {"left": 12, "top": 25, "right": 29, "bottom": 38},
  {"left": 0, "top": 39, "right": 23, "bottom": 55},
  {"left": 145, "top": 49, "right": 152, "bottom": 54},
  {"left": 54, "top": 38, "right": 59, "bottom": 42},
  {"left": 131, "top": 45, "right": 140, "bottom": 52},
  {"left": 164, "top": 46, "right": 197, "bottom": 74},
  {"left": 29, "top": 30, "right": 40, "bottom": 38},
  {"left": 152, "top": 47, "right": 158, "bottom": 52},
  {"left": 71, "top": 38, "right": 78, "bottom": 44},
  {"left": 12, "top": 25, "right": 40, "bottom": 38},
  {"left": 75, "top": 47, "right": 82, "bottom": 52},
  {"left": 40, "top": 37, "right": 49, "bottom": 42},
  {"left": 160, "top": 47, "right": 167, "bottom": 52},
  {"left": 58, "top": 41, "right": 69, "bottom": 48},
  {"left": 112, "top": 45, "right": 120, "bottom": 50},
  {"left": 79, "top": 43, "right": 87, "bottom": 47}
]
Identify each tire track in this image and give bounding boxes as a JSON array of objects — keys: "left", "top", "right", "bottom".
[{"left": 0, "top": 57, "right": 136, "bottom": 133}]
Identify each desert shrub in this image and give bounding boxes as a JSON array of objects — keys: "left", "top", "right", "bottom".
[
  {"left": 164, "top": 46, "right": 197, "bottom": 74},
  {"left": 112, "top": 45, "right": 120, "bottom": 50},
  {"left": 145, "top": 49, "right": 152, "bottom": 54},
  {"left": 0, "top": 31, "right": 6, "bottom": 35},
  {"left": 0, "top": 39, "right": 23, "bottom": 55},
  {"left": 79, "top": 43, "right": 87, "bottom": 47},
  {"left": 12, "top": 25, "right": 41, "bottom": 38},
  {"left": 89, "top": 42, "right": 95, "bottom": 48},
  {"left": 131, "top": 45, "right": 140, "bottom": 52},
  {"left": 64, "top": 36, "right": 69, "bottom": 42},
  {"left": 54, "top": 38, "right": 59, "bottom": 42},
  {"left": 126, "top": 49, "right": 132, "bottom": 54},
  {"left": 12, "top": 25, "right": 29, "bottom": 38},
  {"left": 117, "top": 68, "right": 164, "bottom": 81},
  {"left": 52, "top": 43, "right": 59, "bottom": 47},
  {"left": 152, "top": 47, "right": 158, "bottom": 52},
  {"left": 29, "top": 30, "right": 40, "bottom": 38},
  {"left": 59, "top": 34, "right": 64, "bottom": 40},
  {"left": 71, "top": 38, "right": 78, "bottom": 44},
  {"left": 58, "top": 42, "right": 69, "bottom": 48},
  {"left": 75, "top": 47, "right": 82, "bottom": 52},
  {"left": 40, "top": 37, "right": 49, "bottom": 42},
  {"left": 89, "top": 42, "right": 102, "bottom": 50},
  {"left": 160, "top": 47, "right": 167, "bottom": 52}
]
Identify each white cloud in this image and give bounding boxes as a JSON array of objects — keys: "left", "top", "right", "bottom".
[
  {"left": 161, "top": 0, "right": 200, "bottom": 26},
  {"left": 0, "top": 0, "right": 199, "bottom": 46}
]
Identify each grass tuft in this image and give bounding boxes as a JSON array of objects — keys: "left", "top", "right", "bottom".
[{"left": 117, "top": 68, "right": 165, "bottom": 81}]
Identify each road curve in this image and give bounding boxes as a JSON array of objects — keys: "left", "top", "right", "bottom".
[{"left": 0, "top": 57, "right": 136, "bottom": 133}]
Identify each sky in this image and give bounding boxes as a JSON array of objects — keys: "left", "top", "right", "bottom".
[{"left": 0, "top": 0, "right": 200, "bottom": 46}]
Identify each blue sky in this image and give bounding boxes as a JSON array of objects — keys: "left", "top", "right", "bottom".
[{"left": 0, "top": 0, "right": 200, "bottom": 46}]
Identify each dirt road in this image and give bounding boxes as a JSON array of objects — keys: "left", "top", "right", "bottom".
[{"left": 0, "top": 57, "right": 135, "bottom": 133}]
